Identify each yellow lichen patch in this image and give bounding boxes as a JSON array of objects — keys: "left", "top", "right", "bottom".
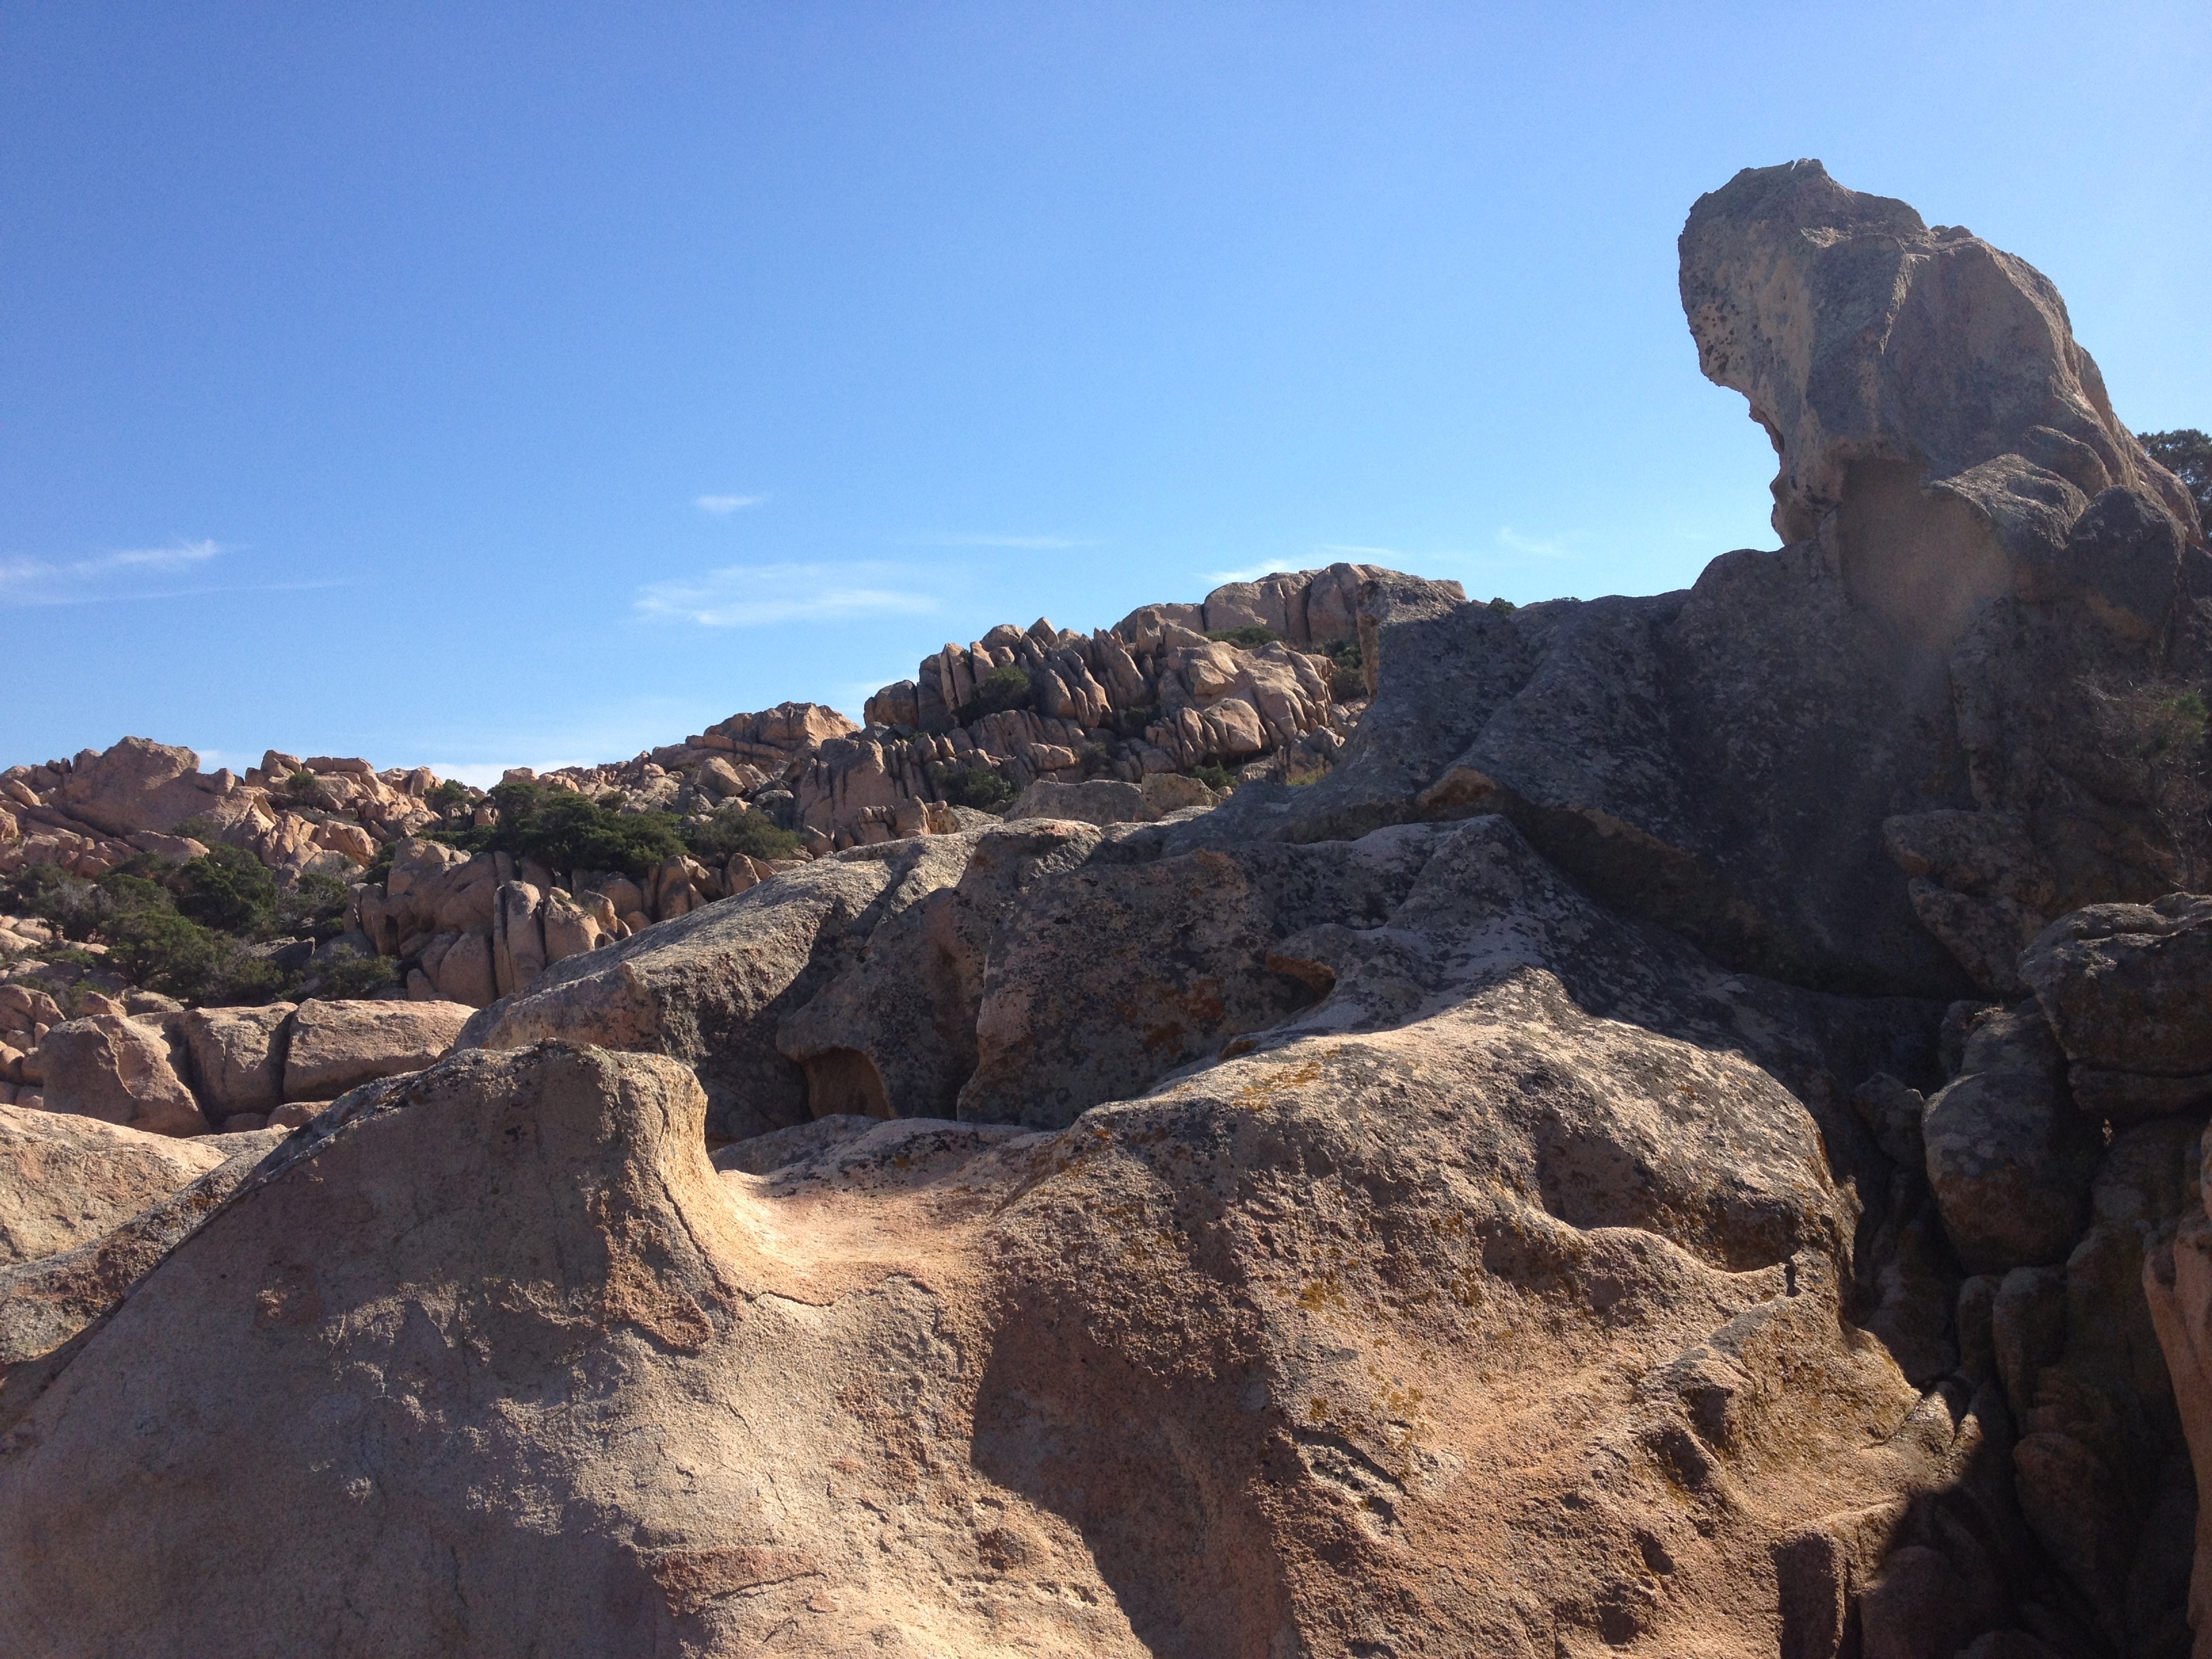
[{"left": 1235, "top": 1060, "right": 1323, "bottom": 1112}]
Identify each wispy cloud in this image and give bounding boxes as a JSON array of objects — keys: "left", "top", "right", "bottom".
[
  {"left": 1317, "top": 543, "right": 1404, "bottom": 559},
  {"left": 1200, "top": 560, "right": 1302, "bottom": 585},
  {"left": 634, "top": 561, "right": 939, "bottom": 628},
  {"left": 909, "top": 533, "right": 1095, "bottom": 550},
  {"left": 0, "top": 538, "right": 233, "bottom": 606},
  {"left": 1495, "top": 526, "right": 1574, "bottom": 560},
  {"left": 695, "top": 493, "right": 766, "bottom": 515}
]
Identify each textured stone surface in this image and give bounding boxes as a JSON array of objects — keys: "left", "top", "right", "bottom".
[
  {"left": 0, "top": 1104, "right": 230, "bottom": 1268},
  {"left": 1679, "top": 158, "right": 2200, "bottom": 559},
  {"left": 457, "top": 836, "right": 979, "bottom": 1138},
  {"left": 1922, "top": 1005, "right": 2102, "bottom": 1274},
  {"left": 37, "top": 1015, "right": 207, "bottom": 1137},
  {"left": 0, "top": 993, "right": 1975, "bottom": 1656},
  {"left": 176, "top": 1003, "right": 294, "bottom": 1120},
  {"left": 2023, "top": 896, "right": 2212, "bottom": 1121},
  {"left": 281, "top": 1000, "right": 472, "bottom": 1102}
]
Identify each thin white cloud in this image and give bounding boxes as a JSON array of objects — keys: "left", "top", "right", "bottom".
[
  {"left": 634, "top": 562, "right": 939, "bottom": 628},
  {"left": 1496, "top": 526, "right": 1574, "bottom": 560},
  {"left": 1200, "top": 560, "right": 1302, "bottom": 585},
  {"left": 0, "top": 538, "right": 223, "bottom": 605},
  {"left": 695, "top": 493, "right": 766, "bottom": 514},
  {"left": 910, "top": 533, "right": 1095, "bottom": 550},
  {"left": 1317, "top": 543, "right": 1404, "bottom": 558}
]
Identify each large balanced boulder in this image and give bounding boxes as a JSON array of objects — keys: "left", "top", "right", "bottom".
[
  {"left": 37, "top": 1015, "right": 208, "bottom": 1136},
  {"left": 0, "top": 991, "right": 1989, "bottom": 1656},
  {"left": 0, "top": 1104, "right": 231, "bottom": 1268},
  {"left": 2021, "top": 895, "right": 2212, "bottom": 1120},
  {"left": 457, "top": 836, "right": 981, "bottom": 1138},
  {"left": 1921, "top": 1004, "right": 2101, "bottom": 1274},
  {"left": 280, "top": 1000, "right": 472, "bottom": 1102}
]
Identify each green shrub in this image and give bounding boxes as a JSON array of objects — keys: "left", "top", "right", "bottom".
[
  {"left": 102, "top": 904, "right": 226, "bottom": 1002},
  {"left": 284, "top": 770, "right": 336, "bottom": 811},
  {"left": 1105, "top": 705, "right": 1158, "bottom": 740},
  {"left": 956, "top": 663, "right": 1033, "bottom": 726},
  {"left": 425, "top": 779, "right": 474, "bottom": 819},
  {"left": 3, "top": 865, "right": 107, "bottom": 941},
  {"left": 441, "top": 781, "right": 687, "bottom": 878},
  {"left": 306, "top": 946, "right": 399, "bottom": 1000},
  {"left": 681, "top": 806, "right": 802, "bottom": 865},
  {"left": 1487, "top": 596, "right": 1518, "bottom": 615},
  {"left": 277, "top": 871, "right": 354, "bottom": 941},
  {"left": 1205, "top": 625, "right": 1277, "bottom": 649},
  {"left": 1193, "top": 761, "right": 1234, "bottom": 792},
  {"left": 175, "top": 845, "right": 279, "bottom": 935},
  {"left": 928, "top": 762, "right": 1017, "bottom": 813},
  {"left": 2140, "top": 429, "right": 2211, "bottom": 532},
  {"left": 1313, "top": 636, "right": 1366, "bottom": 703}
]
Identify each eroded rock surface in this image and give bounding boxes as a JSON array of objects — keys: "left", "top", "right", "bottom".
[{"left": 8, "top": 159, "right": 2212, "bottom": 1658}]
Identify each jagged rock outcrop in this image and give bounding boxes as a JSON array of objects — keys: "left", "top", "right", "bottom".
[
  {"left": 6, "top": 161, "right": 2212, "bottom": 1656},
  {"left": 1159, "top": 163, "right": 2212, "bottom": 1002},
  {"left": 0, "top": 1105, "right": 237, "bottom": 1267},
  {"left": 1679, "top": 159, "right": 2200, "bottom": 571}
]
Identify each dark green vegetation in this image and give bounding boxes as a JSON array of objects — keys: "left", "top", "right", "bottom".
[
  {"left": 0, "top": 853, "right": 387, "bottom": 1006},
  {"left": 682, "top": 803, "right": 803, "bottom": 864},
  {"left": 425, "top": 779, "right": 802, "bottom": 876},
  {"left": 928, "top": 762, "right": 1017, "bottom": 813},
  {"left": 1317, "top": 637, "right": 1365, "bottom": 702},
  {"left": 2141, "top": 429, "right": 2211, "bottom": 531},
  {"left": 955, "top": 663, "right": 1034, "bottom": 726},
  {"left": 1205, "top": 624, "right": 1279, "bottom": 649}
]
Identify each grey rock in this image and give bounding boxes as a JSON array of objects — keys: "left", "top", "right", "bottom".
[
  {"left": 1921, "top": 1006, "right": 2100, "bottom": 1273},
  {"left": 2020, "top": 894, "right": 2212, "bottom": 1121}
]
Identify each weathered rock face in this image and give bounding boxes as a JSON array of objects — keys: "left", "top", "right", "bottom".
[
  {"left": 0, "top": 1126, "right": 286, "bottom": 1421},
  {"left": 281, "top": 1000, "right": 472, "bottom": 1103},
  {"left": 1170, "top": 166, "right": 2212, "bottom": 1004},
  {"left": 1922, "top": 1004, "right": 2101, "bottom": 1275},
  {"left": 1679, "top": 158, "right": 2200, "bottom": 564},
  {"left": 0, "top": 998, "right": 1980, "bottom": 1658},
  {"left": 2022, "top": 896, "right": 2212, "bottom": 1121},
  {"left": 37, "top": 1015, "right": 208, "bottom": 1136},
  {"left": 457, "top": 836, "right": 983, "bottom": 1139},
  {"left": 0, "top": 1105, "right": 232, "bottom": 1268}
]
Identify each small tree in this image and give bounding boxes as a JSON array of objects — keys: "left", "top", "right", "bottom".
[{"left": 2140, "top": 430, "right": 2211, "bottom": 533}]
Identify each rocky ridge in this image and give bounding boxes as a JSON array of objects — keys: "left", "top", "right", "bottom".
[{"left": 6, "top": 160, "right": 2212, "bottom": 1657}]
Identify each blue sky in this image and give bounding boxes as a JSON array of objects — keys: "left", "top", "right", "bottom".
[{"left": 3, "top": 3, "right": 2206, "bottom": 781}]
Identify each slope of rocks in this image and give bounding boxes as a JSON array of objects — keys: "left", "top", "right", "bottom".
[{"left": 5, "top": 160, "right": 2212, "bottom": 1658}]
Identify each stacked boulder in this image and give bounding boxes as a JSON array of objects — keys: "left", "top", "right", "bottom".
[
  {"left": 0, "top": 739, "right": 447, "bottom": 886},
  {"left": 26, "top": 998, "right": 470, "bottom": 1136}
]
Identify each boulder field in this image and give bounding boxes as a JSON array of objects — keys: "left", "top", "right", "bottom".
[{"left": 7, "top": 159, "right": 2212, "bottom": 1656}]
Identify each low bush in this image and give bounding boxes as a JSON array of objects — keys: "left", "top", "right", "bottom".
[
  {"left": 956, "top": 663, "right": 1033, "bottom": 726},
  {"left": 928, "top": 762, "right": 1017, "bottom": 814},
  {"left": 681, "top": 805, "right": 802, "bottom": 865},
  {"left": 1315, "top": 636, "right": 1366, "bottom": 702},
  {"left": 1193, "top": 761, "right": 1234, "bottom": 792},
  {"left": 432, "top": 781, "right": 687, "bottom": 878},
  {"left": 174, "top": 845, "right": 279, "bottom": 935},
  {"left": 1206, "top": 625, "right": 1277, "bottom": 649}
]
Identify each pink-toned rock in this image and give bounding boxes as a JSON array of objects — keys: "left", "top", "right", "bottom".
[
  {"left": 177, "top": 1004, "right": 295, "bottom": 1120},
  {"left": 281, "top": 1000, "right": 470, "bottom": 1102},
  {"left": 52, "top": 738, "right": 224, "bottom": 838},
  {"left": 0, "top": 1101, "right": 229, "bottom": 1267},
  {"left": 37, "top": 1017, "right": 208, "bottom": 1137}
]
